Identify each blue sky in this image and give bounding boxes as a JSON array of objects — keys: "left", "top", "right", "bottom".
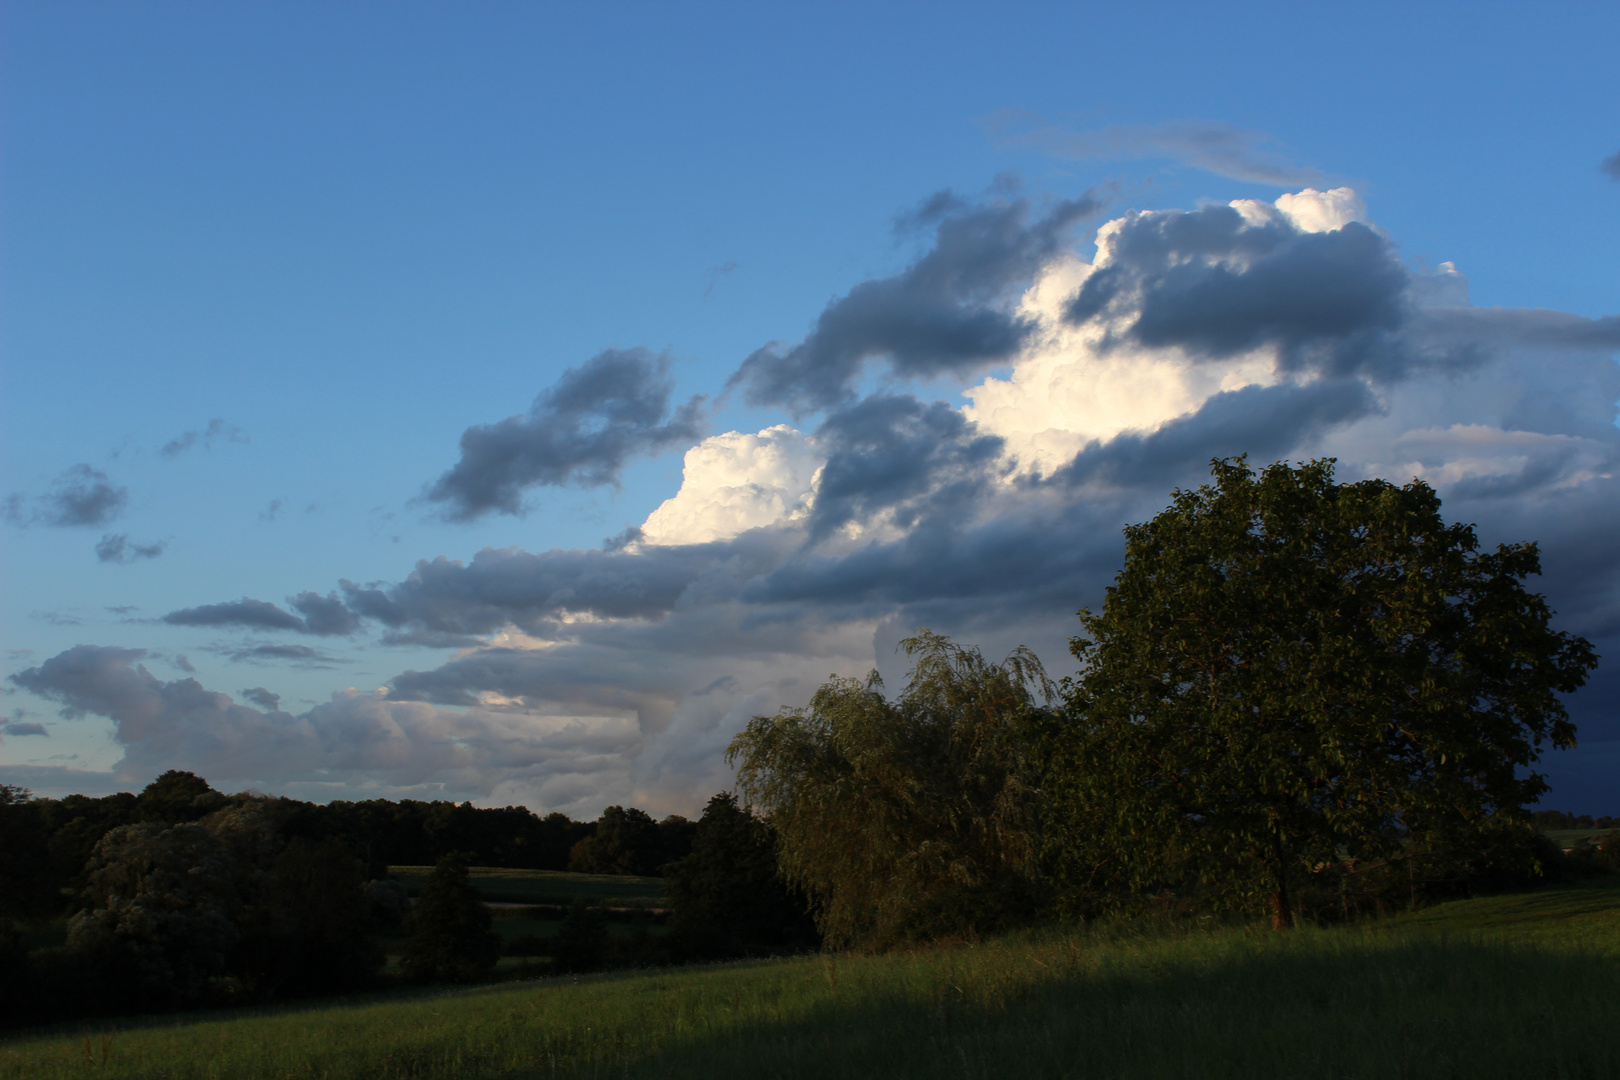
[{"left": 3, "top": 2, "right": 1617, "bottom": 815}]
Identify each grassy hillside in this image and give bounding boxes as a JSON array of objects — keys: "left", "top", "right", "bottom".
[{"left": 4, "top": 879, "right": 1619, "bottom": 1079}]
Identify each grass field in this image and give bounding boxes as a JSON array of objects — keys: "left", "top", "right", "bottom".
[
  {"left": 4, "top": 877, "right": 1619, "bottom": 1079},
  {"left": 387, "top": 866, "right": 667, "bottom": 908}
]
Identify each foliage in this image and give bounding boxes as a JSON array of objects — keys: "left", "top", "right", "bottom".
[
  {"left": 1042, "top": 457, "right": 1599, "bottom": 927},
  {"left": 729, "top": 630, "right": 1052, "bottom": 948},
  {"left": 399, "top": 857, "right": 500, "bottom": 983},
  {"left": 567, "top": 806, "right": 695, "bottom": 877},
  {"left": 568, "top": 806, "right": 664, "bottom": 876},
  {"left": 67, "top": 821, "right": 243, "bottom": 1007},
  {"left": 0, "top": 785, "right": 57, "bottom": 922},
  {"left": 137, "top": 770, "right": 227, "bottom": 824},
  {"left": 664, "top": 792, "right": 818, "bottom": 957}
]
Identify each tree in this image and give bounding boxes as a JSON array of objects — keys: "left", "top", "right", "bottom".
[
  {"left": 0, "top": 785, "right": 57, "bottom": 922},
  {"left": 1042, "top": 458, "right": 1598, "bottom": 928},
  {"left": 664, "top": 792, "right": 817, "bottom": 957},
  {"left": 66, "top": 822, "right": 242, "bottom": 1007},
  {"left": 729, "top": 631, "right": 1051, "bottom": 948},
  {"left": 137, "top": 770, "right": 226, "bottom": 824},
  {"left": 399, "top": 856, "right": 500, "bottom": 983},
  {"left": 568, "top": 806, "right": 665, "bottom": 876}
]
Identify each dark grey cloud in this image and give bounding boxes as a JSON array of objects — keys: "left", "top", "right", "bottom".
[
  {"left": 983, "top": 114, "right": 1320, "bottom": 187},
  {"left": 728, "top": 192, "right": 1106, "bottom": 411},
  {"left": 163, "top": 598, "right": 305, "bottom": 633},
  {"left": 426, "top": 348, "right": 706, "bottom": 521},
  {"left": 160, "top": 592, "right": 360, "bottom": 637},
  {"left": 339, "top": 530, "right": 793, "bottom": 644},
  {"left": 1066, "top": 205, "right": 1417, "bottom": 379},
  {"left": 212, "top": 643, "right": 345, "bottom": 666},
  {"left": 1602, "top": 151, "right": 1620, "bottom": 181},
  {"left": 1, "top": 721, "right": 48, "bottom": 737},
  {"left": 288, "top": 591, "right": 361, "bottom": 636},
  {"left": 808, "top": 395, "right": 1005, "bottom": 541},
  {"left": 160, "top": 419, "right": 248, "bottom": 458},
  {"left": 240, "top": 687, "right": 282, "bottom": 711},
  {"left": 6, "top": 464, "right": 128, "bottom": 528},
  {"left": 96, "top": 534, "right": 165, "bottom": 564},
  {"left": 1053, "top": 379, "right": 1380, "bottom": 490}
]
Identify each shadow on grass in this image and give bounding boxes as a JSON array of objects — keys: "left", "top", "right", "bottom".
[{"left": 598, "top": 933, "right": 1620, "bottom": 1080}]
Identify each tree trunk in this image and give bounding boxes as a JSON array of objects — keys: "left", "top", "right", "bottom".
[{"left": 1268, "top": 835, "right": 1293, "bottom": 930}]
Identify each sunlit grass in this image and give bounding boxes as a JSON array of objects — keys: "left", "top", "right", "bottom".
[{"left": 5, "top": 880, "right": 1619, "bottom": 1079}]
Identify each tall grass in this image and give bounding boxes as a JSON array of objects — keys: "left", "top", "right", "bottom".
[{"left": 5, "top": 881, "right": 1618, "bottom": 1079}]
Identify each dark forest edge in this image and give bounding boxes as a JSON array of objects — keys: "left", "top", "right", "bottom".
[{"left": 1, "top": 457, "right": 1606, "bottom": 1030}]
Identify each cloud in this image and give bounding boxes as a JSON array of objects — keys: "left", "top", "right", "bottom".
[
  {"left": 160, "top": 419, "right": 248, "bottom": 458},
  {"left": 0, "top": 721, "right": 48, "bottom": 736},
  {"left": 726, "top": 190, "right": 1107, "bottom": 412},
  {"left": 1063, "top": 194, "right": 1416, "bottom": 380},
  {"left": 163, "top": 598, "right": 306, "bottom": 633},
  {"left": 18, "top": 185, "right": 1618, "bottom": 814},
  {"left": 8, "top": 645, "right": 659, "bottom": 813},
  {"left": 984, "top": 114, "right": 1320, "bottom": 187},
  {"left": 240, "top": 687, "right": 281, "bottom": 711},
  {"left": 260, "top": 499, "right": 285, "bottom": 522},
  {"left": 1603, "top": 151, "right": 1620, "bottom": 181},
  {"left": 212, "top": 643, "right": 347, "bottom": 667},
  {"left": 159, "top": 592, "right": 360, "bottom": 637},
  {"left": 639, "top": 426, "right": 823, "bottom": 546},
  {"left": 425, "top": 348, "right": 707, "bottom": 521},
  {"left": 96, "top": 534, "right": 165, "bottom": 564},
  {"left": 6, "top": 464, "right": 128, "bottom": 528}
]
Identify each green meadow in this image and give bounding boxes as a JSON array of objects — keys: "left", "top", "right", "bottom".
[{"left": 5, "top": 878, "right": 1620, "bottom": 1079}]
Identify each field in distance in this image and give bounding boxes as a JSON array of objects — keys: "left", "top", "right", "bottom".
[
  {"left": 387, "top": 865, "right": 667, "bottom": 908},
  {"left": 4, "top": 877, "right": 1618, "bottom": 1079}
]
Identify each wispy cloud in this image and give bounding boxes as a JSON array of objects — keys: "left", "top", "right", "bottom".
[
  {"left": 5, "top": 464, "right": 128, "bottom": 528},
  {"left": 984, "top": 113, "right": 1320, "bottom": 187},
  {"left": 160, "top": 419, "right": 248, "bottom": 459},
  {"left": 96, "top": 534, "right": 165, "bottom": 564},
  {"left": 1602, "top": 150, "right": 1620, "bottom": 181}
]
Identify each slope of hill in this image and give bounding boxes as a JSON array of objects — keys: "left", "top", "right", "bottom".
[{"left": 4, "top": 879, "right": 1618, "bottom": 1079}]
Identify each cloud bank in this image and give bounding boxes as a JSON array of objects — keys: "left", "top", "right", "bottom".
[{"left": 12, "top": 186, "right": 1618, "bottom": 814}]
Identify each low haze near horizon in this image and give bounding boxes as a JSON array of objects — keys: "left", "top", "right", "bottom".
[{"left": 3, "top": 3, "right": 1618, "bottom": 815}]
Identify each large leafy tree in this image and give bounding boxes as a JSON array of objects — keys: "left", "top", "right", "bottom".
[
  {"left": 1043, "top": 458, "right": 1598, "bottom": 927},
  {"left": 729, "top": 631, "right": 1052, "bottom": 948}
]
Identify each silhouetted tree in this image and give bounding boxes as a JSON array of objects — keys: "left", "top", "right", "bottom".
[
  {"left": 569, "top": 806, "right": 665, "bottom": 876},
  {"left": 665, "top": 792, "right": 817, "bottom": 957},
  {"left": 399, "top": 856, "right": 500, "bottom": 983},
  {"left": 137, "top": 770, "right": 226, "bottom": 824}
]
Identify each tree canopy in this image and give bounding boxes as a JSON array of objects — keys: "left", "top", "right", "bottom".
[
  {"left": 1041, "top": 457, "right": 1598, "bottom": 927},
  {"left": 728, "top": 630, "right": 1052, "bottom": 948}
]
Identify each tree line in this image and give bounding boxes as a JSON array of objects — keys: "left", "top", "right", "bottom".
[{"left": 1, "top": 458, "right": 1604, "bottom": 1020}]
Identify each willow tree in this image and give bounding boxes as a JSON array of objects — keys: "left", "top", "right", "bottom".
[
  {"left": 727, "top": 631, "right": 1052, "bottom": 948},
  {"left": 1043, "top": 457, "right": 1597, "bottom": 928}
]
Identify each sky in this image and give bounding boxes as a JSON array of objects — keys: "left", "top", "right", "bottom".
[{"left": 3, "top": 2, "right": 1618, "bottom": 816}]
